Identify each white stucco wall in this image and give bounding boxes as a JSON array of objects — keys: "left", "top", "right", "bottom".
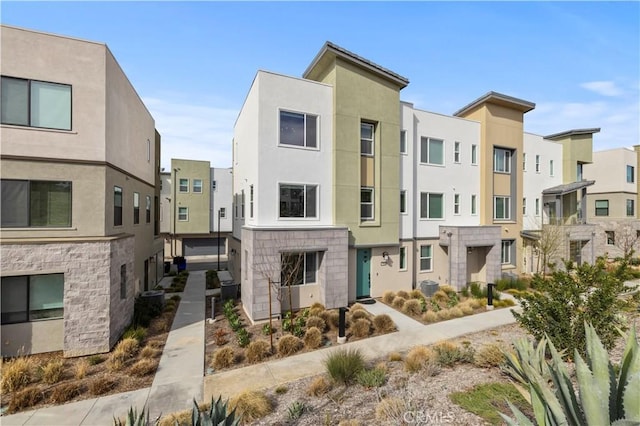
[
  {"left": 584, "top": 148, "right": 637, "bottom": 194},
  {"left": 211, "top": 167, "right": 233, "bottom": 233},
  {"left": 522, "top": 133, "right": 563, "bottom": 230}
]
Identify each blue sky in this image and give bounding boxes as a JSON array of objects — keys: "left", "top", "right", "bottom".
[{"left": 2, "top": 1, "right": 638, "bottom": 169}]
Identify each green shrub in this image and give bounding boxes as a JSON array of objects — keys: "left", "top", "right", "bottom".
[
  {"left": 206, "top": 270, "right": 221, "bottom": 289},
  {"left": 262, "top": 323, "right": 274, "bottom": 335},
  {"left": 356, "top": 367, "right": 386, "bottom": 387},
  {"left": 87, "top": 354, "right": 105, "bottom": 366},
  {"left": 123, "top": 326, "right": 147, "bottom": 343},
  {"left": 133, "top": 295, "right": 164, "bottom": 328},
  {"left": 287, "top": 401, "right": 306, "bottom": 421},
  {"left": 433, "top": 341, "right": 475, "bottom": 367},
  {"left": 236, "top": 328, "right": 250, "bottom": 347},
  {"left": 325, "top": 348, "right": 365, "bottom": 386},
  {"left": 495, "top": 276, "right": 530, "bottom": 291}
]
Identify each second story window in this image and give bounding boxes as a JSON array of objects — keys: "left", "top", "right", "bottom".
[
  {"left": 627, "top": 165, "right": 635, "bottom": 183},
  {"left": 535, "top": 155, "right": 540, "bottom": 173},
  {"left": 279, "top": 184, "right": 317, "bottom": 218},
  {"left": 1, "top": 76, "right": 72, "bottom": 130},
  {"left": 550, "top": 160, "right": 554, "bottom": 176},
  {"left": 193, "top": 179, "right": 203, "bottom": 193},
  {"left": 220, "top": 207, "right": 226, "bottom": 218},
  {"left": 400, "top": 190, "right": 407, "bottom": 214},
  {"left": 420, "top": 192, "right": 444, "bottom": 219},
  {"left": 178, "top": 207, "right": 189, "bottom": 221},
  {"left": 595, "top": 200, "right": 609, "bottom": 216},
  {"left": 400, "top": 130, "right": 407, "bottom": 154},
  {"left": 523, "top": 153, "right": 527, "bottom": 171},
  {"left": 471, "top": 145, "right": 477, "bottom": 165},
  {"left": 1, "top": 180, "right": 71, "bottom": 228},
  {"left": 361, "top": 122, "right": 374, "bottom": 156},
  {"left": 454, "top": 142, "right": 461, "bottom": 163},
  {"left": 494, "top": 196, "right": 511, "bottom": 220},
  {"left": 179, "top": 178, "right": 189, "bottom": 193},
  {"left": 361, "top": 187, "right": 374, "bottom": 220},
  {"left": 420, "top": 137, "right": 444, "bottom": 165},
  {"left": 494, "top": 148, "right": 512, "bottom": 173},
  {"left": 250, "top": 185, "right": 254, "bottom": 218},
  {"left": 280, "top": 111, "right": 317, "bottom": 148},
  {"left": 114, "top": 186, "right": 123, "bottom": 226}
]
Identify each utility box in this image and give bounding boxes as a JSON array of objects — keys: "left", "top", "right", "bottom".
[{"left": 420, "top": 280, "right": 439, "bottom": 297}]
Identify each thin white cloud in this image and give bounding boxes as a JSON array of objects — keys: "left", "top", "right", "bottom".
[
  {"left": 143, "top": 97, "right": 238, "bottom": 170},
  {"left": 580, "top": 81, "right": 624, "bottom": 97}
]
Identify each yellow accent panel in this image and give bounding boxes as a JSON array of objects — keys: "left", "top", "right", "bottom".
[
  {"left": 493, "top": 173, "right": 511, "bottom": 195},
  {"left": 361, "top": 156, "right": 374, "bottom": 187}
]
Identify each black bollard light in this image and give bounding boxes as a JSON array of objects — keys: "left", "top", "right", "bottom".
[
  {"left": 338, "top": 307, "right": 349, "bottom": 344},
  {"left": 487, "top": 283, "right": 494, "bottom": 309}
]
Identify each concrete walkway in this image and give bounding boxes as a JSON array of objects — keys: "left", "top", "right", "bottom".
[
  {"left": 203, "top": 299, "right": 520, "bottom": 401},
  {"left": 2, "top": 271, "right": 206, "bottom": 426}
]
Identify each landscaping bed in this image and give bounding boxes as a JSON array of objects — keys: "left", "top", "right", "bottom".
[
  {"left": 0, "top": 295, "right": 181, "bottom": 415},
  {"left": 204, "top": 299, "right": 398, "bottom": 374}
]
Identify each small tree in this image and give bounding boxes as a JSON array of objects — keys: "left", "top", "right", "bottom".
[
  {"left": 615, "top": 222, "right": 640, "bottom": 259},
  {"left": 535, "top": 224, "right": 564, "bottom": 275},
  {"left": 512, "top": 255, "right": 630, "bottom": 358}
]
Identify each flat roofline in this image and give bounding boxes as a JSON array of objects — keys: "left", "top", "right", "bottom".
[
  {"left": 544, "top": 128, "right": 601, "bottom": 140},
  {"left": 453, "top": 91, "right": 535, "bottom": 116},
  {"left": 303, "top": 41, "right": 409, "bottom": 89}
]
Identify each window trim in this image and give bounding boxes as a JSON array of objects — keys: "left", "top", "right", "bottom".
[
  {"left": 501, "top": 240, "right": 514, "bottom": 265},
  {"left": 523, "top": 153, "right": 527, "bottom": 172},
  {"left": 250, "top": 185, "right": 254, "bottom": 218},
  {"left": 627, "top": 199, "right": 635, "bottom": 217},
  {"left": 278, "top": 183, "right": 318, "bottom": 219},
  {"left": 535, "top": 155, "right": 541, "bottom": 173},
  {"left": 361, "top": 187, "right": 374, "bottom": 221},
  {"left": 193, "top": 179, "right": 203, "bottom": 194},
  {"left": 535, "top": 198, "right": 540, "bottom": 216},
  {"left": 114, "top": 186, "right": 123, "bottom": 227},
  {"left": 399, "top": 246, "right": 407, "bottom": 271},
  {"left": 220, "top": 207, "right": 226, "bottom": 218},
  {"left": 522, "top": 197, "right": 526, "bottom": 216},
  {"left": 146, "top": 195, "right": 151, "bottom": 223},
  {"left": 178, "top": 206, "right": 189, "bottom": 221},
  {"left": 494, "top": 196, "right": 511, "bottom": 221},
  {"left": 471, "top": 144, "right": 478, "bottom": 165},
  {"left": 361, "top": 122, "right": 375, "bottom": 156},
  {"left": 179, "top": 178, "right": 189, "bottom": 193},
  {"left": 400, "top": 130, "right": 407, "bottom": 155},
  {"left": 453, "top": 193, "right": 460, "bottom": 215},
  {"left": 549, "top": 160, "right": 554, "bottom": 177},
  {"left": 281, "top": 252, "right": 318, "bottom": 286},
  {"left": 627, "top": 165, "right": 635, "bottom": 183},
  {"left": 1, "top": 179, "right": 72, "bottom": 228},
  {"left": 1, "top": 273, "right": 64, "bottom": 324},
  {"left": 419, "top": 245, "right": 433, "bottom": 272},
  {"left": 133, "top": 192, "right": 140, "bottom": 225},
  {"left": 493, "top": 148, "right": 512, "bottom": 173},
  {"left": 605, "top": 231, "right": 615, "bottom": 246},
  {"left": 278, "top": 110, "right": 319, "bottom": 150},
  {"left": 595, "top": 199, "right": 609, "bottom": 217},
  {"left": 454, "top": 141, "right": 461, "bottom": 164},
  {"left": 420, "top": 137, "right": 445, "bottom": 166},
  {"left": 471, "top": 194, "right": 477, "bottom": 215},
  {"left": 420, "top": 192, "right": 444, "bottom": 220}
]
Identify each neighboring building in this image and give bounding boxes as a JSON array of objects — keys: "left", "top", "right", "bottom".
[
  {"left": 232, "top": 41, "right": 630, "bottom": 324},
  {"left": 159, "top": 160, "right": 232, "bottom": 260},
  {"left": 0, "top": 25, "right": 163, "bottom": 357}
]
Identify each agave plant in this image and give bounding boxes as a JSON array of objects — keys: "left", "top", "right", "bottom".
[
  {"left": 113, "top": 406, "right": 156, "bottom": 426},
  {"left": 192, "top": 396, "right": 241, "bottom": 426},
  {"left": 501, "top": 322, "right": 639, "bottom": 425}
]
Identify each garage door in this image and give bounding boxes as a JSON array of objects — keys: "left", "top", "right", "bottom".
[{"left": 183, "top": 238, "right": 226, "bottom": 256}]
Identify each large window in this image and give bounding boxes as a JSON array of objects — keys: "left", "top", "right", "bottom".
[
  {"left": 627, "top": 199, "right": 635, "bottom": 217},
  {"left": 627, "top": 165, "right": 635, "bottom": 183},
  {"left": 279, "top": 111, "right": 317, "bottom": 148},
  {"left": 420, "top": 193, "right": 444, "bottom": 219},
  {"left": 133, "top": 192, "right": 140, "bottom": 225},
  {"left": 501, "top": 240, "right": 514, "bottom": 265},
  {"left": 420, "top": 137, "right": 444, "bottom": 165},
  {"left": 1, "top": 76, "right": 71, "bottom": 130},
  {"left": 419, "top": 245, "right": 432, "bottom": 271},
  {"left": 193, "top": 179, "right": 203, "bottom": 193},
  {"left": 400, "top": 190, "right": 407, "bottom": 214},
  {"left": 146, "top": 196, "right": 151, "bottom": 223},
  {"left": 281, "top": 252, "right": 318, "bottom": 286},
  {"left": 178, "top": 206, "right": 189, "bottom": 221},
  {"left": 114, "top": 186, "right": 123, "bottom": 226},
  {"left": 179, "top": 178, "right": 189, "bottom": 193},
  {"left": 1, "top": 274, "right": 64, "bottom": 324},
  {"left": 494, "top": 196, "right": 511, "bottom": 220},
  {"left": 400, "top": 130, "right": 407, "bottom": 154},
  {"left": 595, "top": 200, "right": 609, "bottom": 217},
  {"left": 279, "top": 184, "right": 317, "bottom": 218},
  {"left": 361, "top": 122, "right": 374, "bottom": 156},
  {"left": 494, "top": 148, "right": 512, "bottom": 173},
  {"left": 1, "top": 180, "right": 71, "bottom": 228},
  {"left": 361, "top": 187, "right": 374, "bottom": 220},
  {"left": 399, "top": 247, "right": 407, "bottom": 270}
]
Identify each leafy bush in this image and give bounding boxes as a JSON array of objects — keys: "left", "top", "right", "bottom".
[
  {"left": 1, "top": 356, "right": 35, "bottom": 392},
  {"left": 230, "top": 390, "right": 272, "bottom": 423},
  {"left": 123, "top": 326, "right": 147, "bottom": 343},
  {"left": 303, "top": 327, "right": 323, "bottom": 349},
  {"left": 133, "top": 295, "right": 164, "bottom": 327},
  {"left": 40, "top": 359, "right": 64, "bottom": 385},
  {"left": 261, "top": 323, "right": 274, "bottom": 335},
  {"left": 246, "top": 340, "right": 271, "bottom": 363},
  {"left": 495, "top": 276, "right": 530, "bottom": 291},
  {"left": 402, "top": 299, "right": 422, "bottom": 316},
  {"left": 356, "top": 367, "right": 386, "bottom": 387},
  {"left": 287, "top": 401, "right": 306, "bottom": 420},
  {"left": 512, "top": 256, "right": 629, "bottom": 358},
  {"left": 206, "top": 270, "right": 221, "bottom": 289},
  {"left": 115, "top": 337, "right": 140, "bottom": 359},
  {"left": 236, "top": 328, "right": 250, "bottom": 347},
  {"left": 325, "top": 348, "right": 365, "bottom": 386},
  {"left": 373, "top": 314, "right": 396, "bottom": 333},
  {"left": 277, "top": 335, "right": 303, "bottom": 357},
  {"left": 307, "top": 375, "right": 332, "bottom": 396},
  {"left": 212, "top": 347, "right": 236, "bottom": 370}
]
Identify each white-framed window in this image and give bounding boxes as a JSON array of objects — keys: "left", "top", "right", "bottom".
[
  {"left": 1, "top": 179, "right": 72, "bottom": 228},
  {"left": 279, "top": 110, "right": 318, "bottom": 148},
  {"left": 400, "top": 190, "right": 407, "bottom": 214},
  {"left": 178, "top": 206, "right": 189, "bottom": 221},
  {"left": 494, "top": 148, "right": 511, "bottom": 173},
  {"left": 220, "top": 207, "right": 226, "bottom": 218},
  {"left": 1, "top": 76, "right": 72, "bottom": 131},
  {"left": 193, "top": 179, "right": 203, "bottom": 193},
  {"left": 454, "top": 193, "right": 460, "bottom": 215},
  {"left": 146, "top": 195, "right": 151, "bottom": 223},
  {"left": 535, "top": 155, "right": 540, "bottom": 173},
  {"left": 501, "top": 240, "right": 514, "bottom": 265},
  {"left": 120, "top": 264, "right": 127, "bottom": 299},
  {"left": 179, "top": 178, "right": 189, "bottom": 193},
  {"left": 250, "top": 185, "right": 254, "bottom": 218},
  {"left": 549, "top": 160, "right": 554, "bottom": 177},
  {"left": 522, "top": 197, "right": 526, "bottom": 215},
  {"left": 523, "top": 153, "right": 527, "bottom": 171},
  {"left": 595, "top": 200, "right": 609, "bottom": 216},
  {"left": 420, "top": 137, "right": 444, "bottom": 165},
  {"left": 471, "top": 145, "right": 477, "bottom": 165},
  {"left": 279, "top": 184, "right": 317, "bottom": 218},
  {"left": 606, "top": 231, "right": 615, "bottom": 245},
  {"left": 1, "top": 273, "right": 64, "bottom": 324},
  {"left": 420, "top": 192, "right": 444, "bottom": 219},
  {"left": 471, "top": 194, "right": 477, "bottom": 215},
  {"left": 361, "top": 187, "right": 374, "bottom": 220},
  {"left": 419, "top": 245, "right": 433, "bottom": 271},
  {"left": 361, "top": 122, "right": 374, "bottom": 156},
  {"left": 627, "top": 165, "right": 635, "bottom": 183},
  {"left": 535, "top": 198, "right": 540, "bottom": 216},
  {"left": 400, "top": 130, "right": 407, "bottom": 154},
  {"left": 494, "top": 196, "right": 511, "bottom": 220},
  {"left": 133, "top": 192, "right": 140, "bottom": 225},
  {"left": 627, "top": 199, "right": 635, "bottom": 217},
  {"left": 399, "top": 246, "right": 407, "bottom": 271},
  {"left": 281, "top": 252, "right": 318, "bottom": 286},
  {"left": 114, "top": 186, "right": 123, "bottom": 226},
  {"left": 454, "top": 141, "right": 461, "bottom": 163}
]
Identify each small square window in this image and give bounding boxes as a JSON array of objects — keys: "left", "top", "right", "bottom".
[
  {"left": 179, "top": 178, "right": 189, "bottom": 193},
  {"left": 193, "top": 179, "right": 203, "bottom": 193},
  {"left": 178, "top": 207, "right": 189, "bottom": 221}
]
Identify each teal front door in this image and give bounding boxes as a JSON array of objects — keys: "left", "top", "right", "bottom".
[{"left": 356, "top": 249, "right": 371, "bottom": 298}]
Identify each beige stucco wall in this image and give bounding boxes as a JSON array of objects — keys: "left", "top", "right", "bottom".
[
  {"left": 587, "top": 193, "right": 637, "bottom": 220},
  {"left": 370, "top": 245, "right": 412, "bottom": 297}
]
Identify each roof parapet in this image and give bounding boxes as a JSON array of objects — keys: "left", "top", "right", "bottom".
[
  {"left": 453, "top": 91, "right": 535, "bottom": 116},
  {"left": 544, "top": 128, "right": 601, "bottom": 140}
]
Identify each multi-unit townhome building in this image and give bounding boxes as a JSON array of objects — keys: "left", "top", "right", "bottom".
[
  {"left": 230, "top": 41, "right": 639, "bottom": 324},
  {"left": 0, "top": 25, "right": 164, "bottom": 357},
  {"left": 159, "top": 160, "right": 232, "bottom": 262}
]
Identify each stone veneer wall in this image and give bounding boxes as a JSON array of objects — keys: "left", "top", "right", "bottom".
[
  {"left": 439, "top": 226, "right": 502, "bottom": 290},
  {"left": 241, "top": 227, "right": 349, "bottom": 322},
  {"left": 0, "top": 236, "right": 135, "bottom": 357}
]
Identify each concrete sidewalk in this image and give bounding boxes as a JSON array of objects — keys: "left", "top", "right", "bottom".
[
  {"left": 2, "top": 271, "right": 206, "bottom": 426},
  {"left": 203, "top": 300, "right": 520, "bottom": 401}
]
